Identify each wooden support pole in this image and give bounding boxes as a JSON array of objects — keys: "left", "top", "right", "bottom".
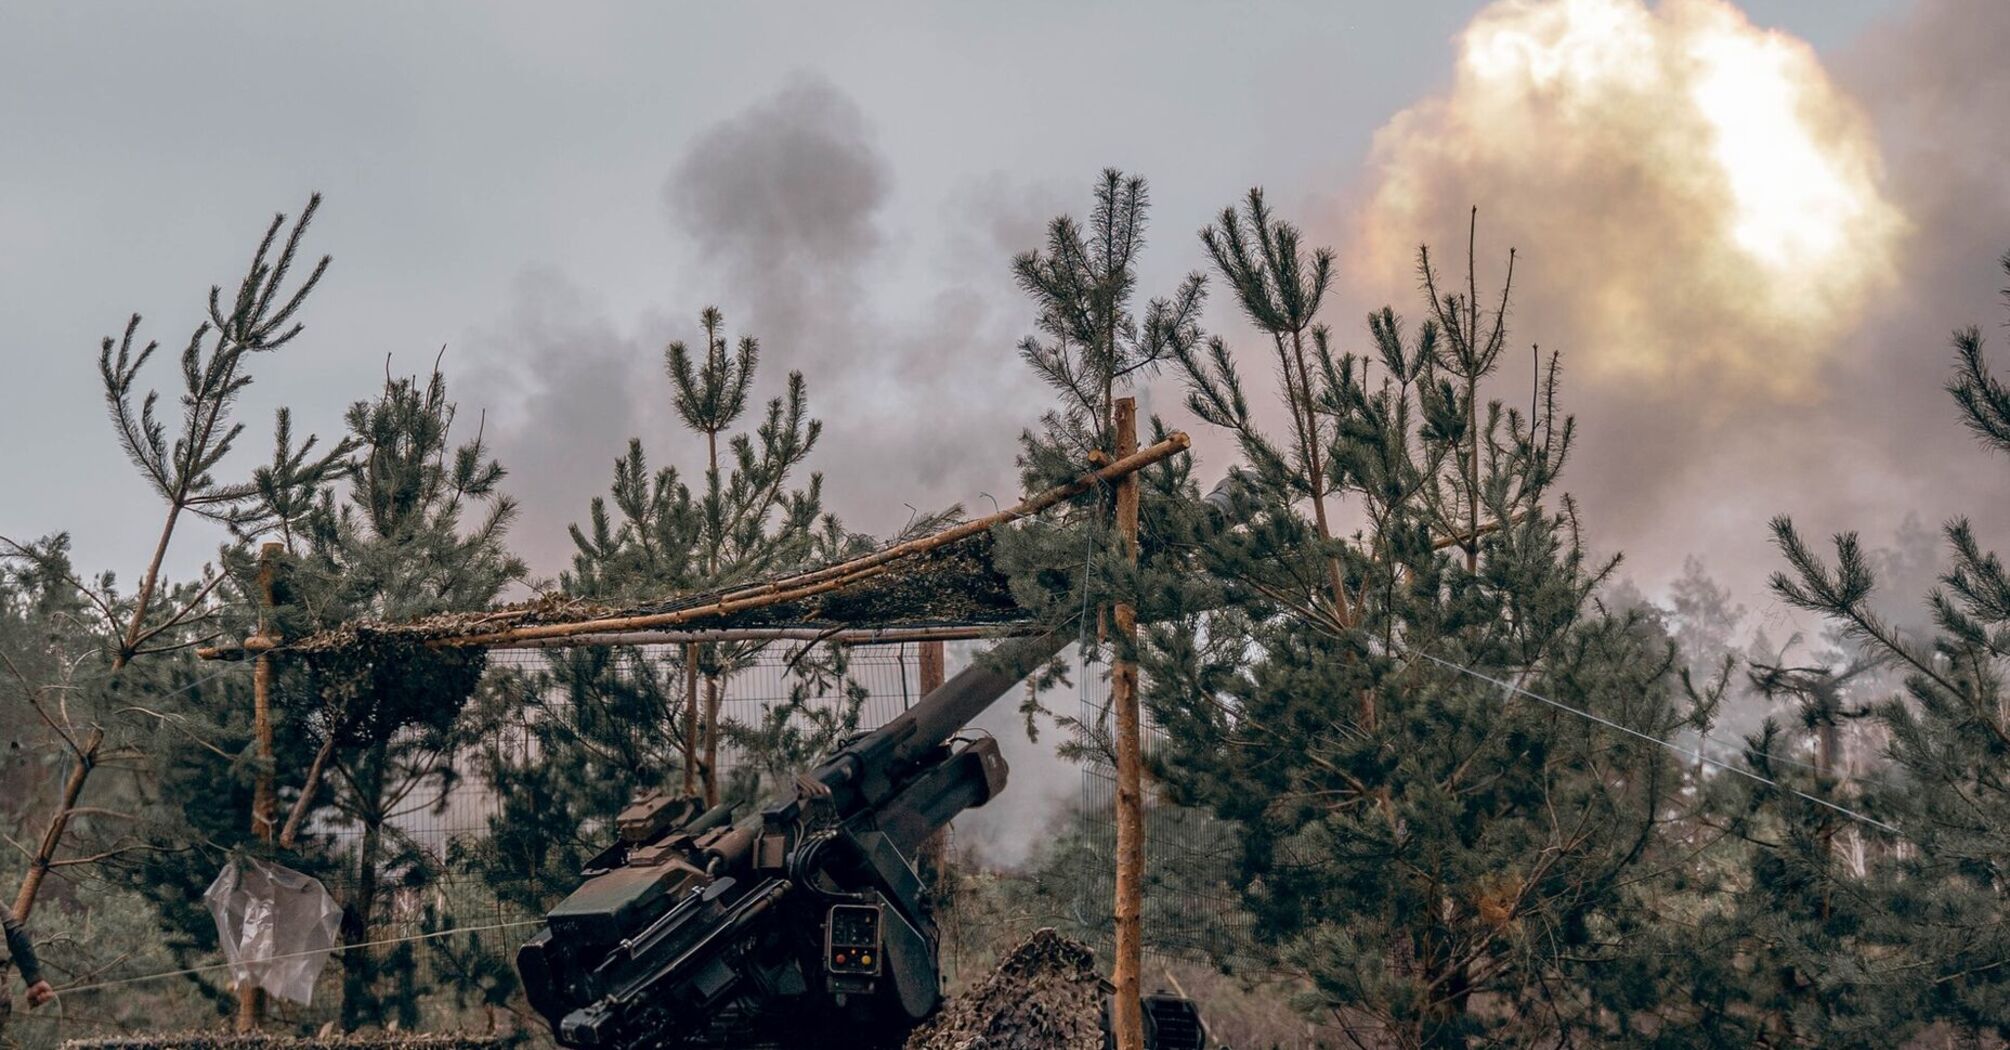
[
  {"left": 1110, "top": 397, "right": 1145, "bottom": 1050},
  {"left": 702, "top": 672, "right": 722, "bottom": 808},
  {"left": 252, "top": 542, "right": 281, "bottom": 845},
  {"left": 918, "top": 640, "right": 945, "bottom": 694},
  {"left": 241, "top": 541, "right": 282, "bottom": 1032}
]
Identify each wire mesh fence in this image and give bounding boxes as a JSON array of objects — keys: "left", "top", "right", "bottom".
[
  {"left": 279, "top": 640, "right": 937, "bottom": 908},
  {"left": 1073, "top": 661, "right": 1257, "bottom": 968}
]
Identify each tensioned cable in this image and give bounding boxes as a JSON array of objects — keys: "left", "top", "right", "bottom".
[
  {"left": 49, "top": 918, "right": 544, "bottom": 997},
  {"left": 1408, "top": 650, "right": 1899, "bottom": 834},
  {"left": 1056, "top": 469, "right": 1862, "bottom": 829}
]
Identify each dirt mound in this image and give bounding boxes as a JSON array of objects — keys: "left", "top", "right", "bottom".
[{"left": 906, "top": 928, "right": 1105, "bottom": 1050}]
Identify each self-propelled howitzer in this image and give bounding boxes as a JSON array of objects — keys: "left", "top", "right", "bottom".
[{"left": 516, "top": 629, "right": 1068, "bottom": 1048}]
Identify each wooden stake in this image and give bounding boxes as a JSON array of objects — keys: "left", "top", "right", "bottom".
[
  {"left": 1110, "top": 397, "right": 1145, "bottom": 1050},
  {"left": 241, "top": 541, "right": 281, "bottom": 1032},
  {"left": 918, "top": 640, "right": 945, "bottom": 694},
  {"left": 252, "top": 542, "right": 281, "bottom": 845}
]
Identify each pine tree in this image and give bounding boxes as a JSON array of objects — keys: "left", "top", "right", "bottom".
[
  {"left": 665, "top": 308, "right": 824, "bottom": 805},
  {"left": 1744, "top": 249, "right": 2010, "bottom": 1045},
  {"left": 470, "top": 307, "right": 839, "bottom": 925},
  {"left": 1128, "top": 204, "right": 1702, "bottom": 1048},
  {"left": 1013, "top": 168, "right": 1204, "bottom": 474},
  {"left": 106, "top": 356, "right": 526, "bottom": 1030},
  {"left": 0, "top": 198, "right": 351, "bottom": 1027},
  {"left": 1192, "top": 189, "right": 1351, "bottom": 634},
  {"left": 996, "top": 169, "right": 1206, "bottom": 742},
  {"left": 288, "top": 362, "right": 527, "bottom": 1028}
]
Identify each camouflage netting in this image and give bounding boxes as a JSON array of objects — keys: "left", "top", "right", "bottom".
[
  {"left": 906, "top": 929, "right": 1106, "bottom": 1050},
  {"left": 61, "top": 1036, "right": 504, "bottom": 1050},
  {"left": 286, "top": 534, "right": 1020, "bottom": 656},
  {"left": 302, "top": 635, "right": 488, "bottom": 745}
]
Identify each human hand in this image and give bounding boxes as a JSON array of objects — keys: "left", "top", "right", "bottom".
[{"left": 24, "top": 980, "right": 53, "bottom": 1008}]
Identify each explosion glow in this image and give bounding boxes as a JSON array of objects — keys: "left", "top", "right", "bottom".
[{"left": 1353, "top": 0, "right": 1905, "bottom": 395}]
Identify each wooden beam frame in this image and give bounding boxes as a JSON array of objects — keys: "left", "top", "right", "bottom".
[{"left": 433, "top": 431, "right": 1190, "bottom": 650}]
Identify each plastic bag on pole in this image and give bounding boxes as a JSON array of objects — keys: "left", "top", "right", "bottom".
[{"left": 203, "top": 857, "right": 342, "bottom": 1005}]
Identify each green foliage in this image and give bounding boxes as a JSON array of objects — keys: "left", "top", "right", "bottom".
[
  {"left": 109, "top": 352, "right": 527, "bottom": 1032},
  {"left": 473, "top": 304, "right": 857, "bottom": 926},
  {"left": 96, "top": 195, "right": 342, "bottom": 533},
  {"left": 289, "top": 365, "right": 525, "bottom": 626},
  {"left": 460, "top": 646, "right": 688, "bottom": 913},
  {"left": 0, "top": 198, "right": 356, "bottom": 1041},
  {"left": 1003, "top": 191, "right": 1707, "bottom": 1049},
  {"left": 717, "top": 642, "right": 870, "bottom": 790},
  {"left": 284, "top": 366, "right": 522, "bottom": 1030},
  {"left": 583, "top": 306, "right": 825, "bottom": 594},
  {"left": 1181, "top": 188, "right": 1337, "bottom": 507},
  {"left": 1012, "top": 169, "right": 1203, "bottom": 464},
  {"left": 1720, "top": 249, "right": 2010, "bottom": 1046}
]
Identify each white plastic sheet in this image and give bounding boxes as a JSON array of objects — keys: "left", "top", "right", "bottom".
[{"left": 203, "top": 857, "right": 342, "bottom": 1005}]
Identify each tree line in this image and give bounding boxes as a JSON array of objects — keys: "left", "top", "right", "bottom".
[{"left": 3, "top": 174, "right": 2009, "bottom": 1049}]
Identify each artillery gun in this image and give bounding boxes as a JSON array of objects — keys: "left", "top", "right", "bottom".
[
  {"left": 518, "top": 629, "right": 1069, "bottom": 1048},
  {"left": 518, "top": 474, "right": 1244, "bottom": 1048}
]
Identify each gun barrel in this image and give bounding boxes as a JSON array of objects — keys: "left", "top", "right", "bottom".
[
  {"left": 890, "top": 629, "right": 1066, "bottom": 763},
  {"left": 807, "top": 629, "right": 1065, "bottom": 793}
]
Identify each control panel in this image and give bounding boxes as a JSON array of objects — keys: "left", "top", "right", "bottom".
[{"left": 825, "top": 903, "right": 884, "bottom": 978}]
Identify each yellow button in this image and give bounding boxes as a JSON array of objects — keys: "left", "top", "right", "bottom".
[{"left": 861, "top": 954, "right": 872, "bottom": 966}]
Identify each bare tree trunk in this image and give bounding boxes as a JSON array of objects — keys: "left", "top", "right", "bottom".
[
  {"left": 279, "top": 733, "right": 336, "bottom": 850},
  {"left": 12, "top": 727, "right": 103, "bottom": 921},
  {"left": 1110, "top": 397, "right": 1146, "bottom": 1050},
  {"left": 682, "top": 644, "right": 700, "bottom": 798},
  {"left": 702, "top": 672, "right": 722, "bottom": 808},
  {"left": 915, "top": 641, "right": 949, "bottom": 891},
  {"left": 1817, "top": 715, "right": 1840, "bottom": 921},
  {"left": 1283, "top": 330, "right": 1368, "bottom": 730},
  {"left": 114, "top": 509, "right": 183, "bottom": 669},
  {"left": 342, "top": 740, "right": 390, "bottom": 1030},
  {"left": 1287, "top": 330, "right": 1351, "bottom": 628}
]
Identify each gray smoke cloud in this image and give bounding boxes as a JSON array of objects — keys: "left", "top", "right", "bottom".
[
  {"left": 462, "top": 76, "right": 1075, "bottom": 863},
  {"left": 468, "top": 74, "right": 1061, "bottom": 578},
  {"left": 458, "top": 269, "right": 664, "bottom": 579},
  {"left": 659, "top": 77, "right": 1101, "bottom": 867},
  {"left": 659, "top": 73, "right": 1055, "bottom": 537}
]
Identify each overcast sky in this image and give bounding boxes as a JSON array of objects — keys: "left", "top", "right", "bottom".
[{"left": 4, "top": 0, "right": 1995, "bottom": 627}]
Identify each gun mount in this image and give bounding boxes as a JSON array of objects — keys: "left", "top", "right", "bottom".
[{"left": 516, "top": 629, "right": 1068, "bottom": 1048}]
